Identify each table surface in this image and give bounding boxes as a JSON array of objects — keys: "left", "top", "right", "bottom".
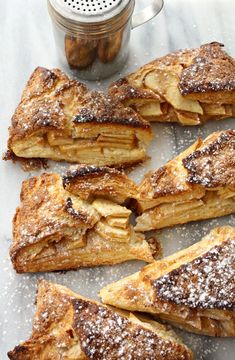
[{"left": 0, "top": 0, "right": 235, "bottom": 359}]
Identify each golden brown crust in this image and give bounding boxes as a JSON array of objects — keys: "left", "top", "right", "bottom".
[
  {"left": 135, "top": 130, "right": 235, "bottom": 230},
  {"left": 63, "top": 165, "right": 138, "bottom": 203},
  {"left": 73, "top": 298, "right": 192, "bottom": 360},
  {"left": 100, "top": 226, "right": 235, "bottom": 337},
  {"left": 9, "top": 67, "right": 87, "bottom": 144},
  {"left": 179, "top": 42, "right": 235, "bottom": 96},
  {"left": 8, "top": 281, "right": 193, "bottom": 360},
  {"left": 10, "top": 166, "right": 157, "bottom": 273},
  {"left": 183, "top": 129, "right": 235, "bottom": 188},
  {"left": 7, "top": 67, "right": 152, "bottom": 168},
  {"left": 73, "top": 89, "right": 150, "bottom": 129},
  {"left": 8, "top": 281, "right": 82, "bottom": 360},
  {"left": 153, "top": 238, "right": 234, "bottom": 311},
  {"left": 11, "top": 173, "right": 97, "bottom": 255},
  {"left": 110, "top": 42, "right": 235, "bottom": 125}
]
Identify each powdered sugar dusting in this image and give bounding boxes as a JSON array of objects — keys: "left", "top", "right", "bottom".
[
  {"left": 183, "top": 130, "right": 235, "bottom": 187},
  {"left": 179, "top": 42, "right": 235, "bottom": 94},
  {"left": 1, "top": 1, "right": 235, "bottom": 358},
  {"left": 73, "top": 299, "right": 191, "bottom": 360},
  {"left": 153, "top": 239, "right": 235, "bottom": 310}
]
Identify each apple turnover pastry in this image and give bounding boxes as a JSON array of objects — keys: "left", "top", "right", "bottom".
[
  {"left": 5, "top": 67, "right": 152, "bottom": 168},
  {"left": 109, "top": 42, "right": 235, "bottom": 125},
  {"left": 10, "top": 166, "right": 159, "bottom": 273},
  {"left": 101, "top": 226, "right": 235, "bottom": 337},
  {"left": 8, "top": 280, "right": 193, "bottom": 360},
  {"left": 135, "top": 130, "right": 235, "bottom": 231}
]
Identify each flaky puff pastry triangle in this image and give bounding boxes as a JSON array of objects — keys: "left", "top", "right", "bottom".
[
  {"left": 135, "top": 129, "right": 235, "bottom": 231},
  {"left": 8, "top": 280, "right": 193, "bottom": 360},
  {"left": 100, "top": 226, "right": 235, "bottom": 337},
  {"left": 10, "top": 166, "right": 159, "bottom": 273},
  {"left": 5, "top": 67, "right": 152, "bottom": 168},
  {"left": 109, "top": 42, "right": 235, "bottom": 125}
]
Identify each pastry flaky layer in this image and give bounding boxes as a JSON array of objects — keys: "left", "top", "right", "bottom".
[
  {"left": 8, "top": 281, "right": 193, "bottom": 360},
  {"left": 135, "top": 129, "right": 235, "bottom": 231},
  {"left": 109, "top": 42, "right": 235, "bottom": 125},
  {"left": 10, "top": 165, "right": 160, "bottom": 273},
  {"left": 100, "top": 226, "right": 235, "bottom": 337},
  {"left": 5, "top": 66, "right": 152, "bottom": 168}
]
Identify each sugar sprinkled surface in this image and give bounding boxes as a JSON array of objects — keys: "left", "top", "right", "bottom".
[
  {"left": 1, "top": 0, "right": 235, "bottom": 359},
  {"left": 1, "top": 123, "right": 234, "bottom": 358},
  {"left": 73, "top": 299, "right": 191, "bottom": 360},
  {"left": 153, "top": 239, "right": 235, "bottom": 310}
]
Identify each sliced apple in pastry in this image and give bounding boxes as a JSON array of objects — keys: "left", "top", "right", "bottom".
[
  {"left": 135, "top": 129, "right": 235, "bottom": 231},
  {"left": 100, "top": 226, "right": 235, "bottom": 337},
  {"left": 10, "top": 166, "right": 159, "bottom": 273},
  {"left": 5, "top": 67, "right": 152, "bottom": 168},
  {"left": 109, "top": 42, "right": 235, "bottom": 125},
  {"left": 8, "top": 280, "right": 193, "bottom": 360}
]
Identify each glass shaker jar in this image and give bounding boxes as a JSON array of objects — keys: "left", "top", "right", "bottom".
[{"left": 48, "top": 0, "right": 163, "bottom": 80}]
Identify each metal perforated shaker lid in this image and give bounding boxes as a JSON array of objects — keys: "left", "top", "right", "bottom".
[
  {"left": 61, "top": 0, "right": 123, "bottom": 16},
  {"left": 48, "top": 0, "right": 132, "bottom": 26}
]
